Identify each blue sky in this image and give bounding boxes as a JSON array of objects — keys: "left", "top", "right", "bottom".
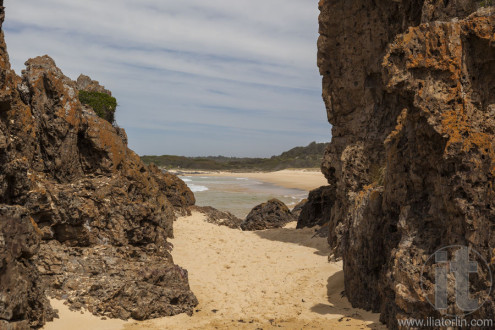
[{"left": 3, "top": 0, "right": 331, "bottom": 157}]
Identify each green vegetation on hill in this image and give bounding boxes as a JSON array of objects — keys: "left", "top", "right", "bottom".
[
  {"left": 141, "top": 142, "right": 328, "bottom": 171},
  {"left": 78, "top": 90, "right": 117, "bottom": 124}
]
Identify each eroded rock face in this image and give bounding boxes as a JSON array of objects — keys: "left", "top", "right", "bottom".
[
  {"left": 296, "top": 186, "right": 334, "bottom": 229},
  {"left": 318, "top": 0, "right": 495, "bottom": 327},
  {"left": 0, "top": 206, "right": 55, "bottom": 329},
  {"left": 0, "top": 2, "right": 197, "bottom": 326},
  {"left": 241, "top": 199, "right": 295, "bottom": 231},
  {"left": 149, "top": 164, "right": 196, "bottom": 216}
]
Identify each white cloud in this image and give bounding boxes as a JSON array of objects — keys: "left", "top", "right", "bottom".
[{"left": 3, "top": 0, "right": 330, "bottom": 157}]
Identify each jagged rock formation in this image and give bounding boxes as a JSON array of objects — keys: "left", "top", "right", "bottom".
[
  {"left": 190, "top": 205, "right": 243, "bottom": 229},
  {"left": 76, "top": 74, "right": 112, "bottom": 96},
  {"left": 241, "top": 199, "right": 295, "bottom": 231},
  {"left": 318, "top": 0, "right": 495, "bottom": 327},
  {"left": 296, "top": 186, "right": 333, "bottom": 229},
  {"left": 0, "top": 2, "right": 197, "bottom": 327}
]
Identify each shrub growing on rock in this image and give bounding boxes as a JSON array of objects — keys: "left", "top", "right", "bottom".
[{"left": 79, "top": 90, "right": 117, "bottom": 123}]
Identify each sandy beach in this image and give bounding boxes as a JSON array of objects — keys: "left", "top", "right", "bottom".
[
  {"left": 44, "top": 212, "right": 384, "bottom": 330},
  {"left": 187, "top": 169, "right": 328, "bottom": 191}
]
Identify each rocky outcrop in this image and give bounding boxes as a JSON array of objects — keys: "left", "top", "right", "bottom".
[
  {"left": 241, "top": 199, "right": 295, "bottom": 231},
  {"left": 149, "top": 164, "right": 196, "bottom": 216},
  {"left": 0, "top": 2, "right": 197, "bottom": 326},
  {"left": 36, "top": 241, "right": 197, "bottom": 320},
  {"left": 190, "top": 205, "right": 243, "bottom": 229},
  {"left": 296, "top": 186, "right": 334, "bottom": 229},
  {"left": 0, "top": 206, "right": 56, "bottom": 329},
  {"left": 13, "top": 53, "right": 179, "bottom": 245},
  {"left": 318, "top": 0, "right": 495, "bottom": 327},
  {"left": 76, "top": 74, "right": 112, "bottom": 96}
]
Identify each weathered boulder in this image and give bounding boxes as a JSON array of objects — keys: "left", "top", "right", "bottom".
[
  {"left": 0, "top": 206, "right": 55, "bottom": 329},
  {"left": 318, "top": 0, "right": 495, "bottom": 327},
  {"left": 241, "top": 199, "right": 295, "bottom": 231},
  {"left": 296, "top": 186, "right": 334, "bottom": 229},
  {"left": 0, "top": 2, "right": 197, "bottom": 325},
  {"left": 190, "top": 205, "right": 243, "bottom": 229}
]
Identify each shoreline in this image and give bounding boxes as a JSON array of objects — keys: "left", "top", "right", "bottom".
[
  {"left": 44, "top": 212, "right": 384, "bottom": 330},
  {"left": 182, "top": 169, "right": 328, "bottom": 191}
]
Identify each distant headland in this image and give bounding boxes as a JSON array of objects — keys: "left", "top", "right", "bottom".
[{"left": 141, "top": 141, "right": 328, "bottom": 172}]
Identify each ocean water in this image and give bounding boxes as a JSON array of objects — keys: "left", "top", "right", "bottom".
[{"left": 180, "top": 176, "right": 308, "bottom": 219}]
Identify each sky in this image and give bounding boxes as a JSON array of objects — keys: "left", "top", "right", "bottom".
[{"left": 3, "top": 0, "right": 331, "bottom": 157}]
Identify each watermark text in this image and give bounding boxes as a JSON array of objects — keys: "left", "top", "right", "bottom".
[{"left": 398, "top": 317, "right": 493, "bottom": 328}]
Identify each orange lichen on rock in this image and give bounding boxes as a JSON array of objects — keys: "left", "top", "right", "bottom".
[
  {"left": 384, "top": 13, "right": 495, "bottom": 175},
  {"left": 318, "top": 2, "right": 495, "bottom": 327},
  {"left": 385, "top": 108, "right": 408, "bottom": 145},
  {"left": 354, "top": 184, "right": 376, "bottom": 207},
  {"left": 441, "top": 108, "right": 495, "bottom": 164},
  {"left": 29, "top": 216, "right": 43, "bottom": 236},
  {"left": 85, "top": 117, "right": 127, "bottom": 171}
]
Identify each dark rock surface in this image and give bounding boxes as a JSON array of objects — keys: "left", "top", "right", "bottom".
[
  {"left": 0, "top": 2, "right": 197, "bottom": 326},
  {"left": 296, "top": 186, "right": 334, "bottom": 229},
  {"left": 0, "top": 206, "right": 56, "bottom": 329},
  {"left": 318, "top": 0, "right": 495, "bottom": 327},
  {"left": 190, "top": 205, "right": 243, "bottom": 229},
  {"left": 241, "top": 199, "right": 295, "bottom": 231},
  {"left": 290, "top": 199, "right": 307, "bottom": 219},
  {"left": 149, "top": 164, "right": 196, "bottom": 216}
]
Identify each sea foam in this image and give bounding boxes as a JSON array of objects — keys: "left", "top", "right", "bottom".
[{"left": 189, "top": 184, "right": 209, "bottom": 192}]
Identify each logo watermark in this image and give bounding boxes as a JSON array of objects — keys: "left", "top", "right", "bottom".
[
  {"left": 420, "top": 245, "right": 493, "bottom": 317},
  {"left": 398, "top": 317, "right": 493, "bottom": 328}
]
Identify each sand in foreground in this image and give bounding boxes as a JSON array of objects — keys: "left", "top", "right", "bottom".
[
  {"left": 44, "top": 213, "right": 384, "bottom": 329},
  {"left": 189, "top": 169, "right": 328, "bottom": 191}
]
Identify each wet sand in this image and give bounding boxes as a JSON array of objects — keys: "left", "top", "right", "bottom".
[{"left": 44, "top": 212, "right": 384, "bottom": 330}]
